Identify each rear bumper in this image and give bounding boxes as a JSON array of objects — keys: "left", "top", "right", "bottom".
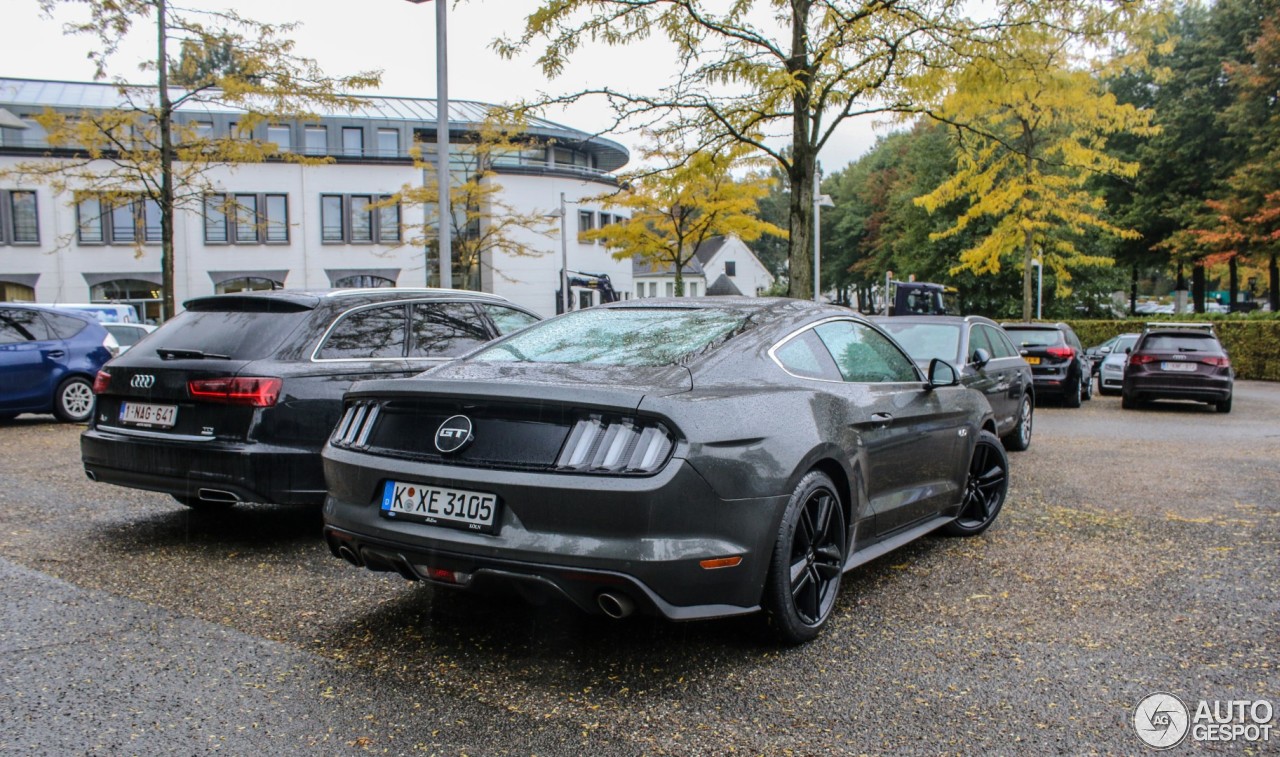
[
  {"left": 80, "top": 426, "right": 325, "bottom": 505},
  {"left": 1123, "top": 374, "right": 1232, "bottom": 402},
  {"left": 321, "top": 444, "right": 787, "bottom": 620}
]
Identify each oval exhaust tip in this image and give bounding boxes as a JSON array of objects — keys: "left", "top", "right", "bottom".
[
  {"left": 597, "top": 591, "right": 635, "bottom": 620},
  {"left": 336, "top": 545, "right": 364, "bottom": 568}
]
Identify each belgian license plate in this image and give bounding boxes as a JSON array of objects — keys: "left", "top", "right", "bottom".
[
  {"left": 380, "top": 480, "right": 498, "bottom": 534},
  {"left": 119, "top": 401, "right": 178, "bottom": 428},
  {"left": 1161, "top": 362, "right": 1197, "bottom": 372},
  {"left": 1024, "top": 357, "right": 1041, "bottom": 365}
]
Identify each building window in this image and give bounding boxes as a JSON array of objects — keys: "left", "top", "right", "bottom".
[
  {"left": 267, "top": 125, "right": 292, "bottom": 153},
  {"left": 320, "top": 194, "right": 400, "bottom": 244},
  {"left": 342, "top": 127, "right": 364, "bottom": 157},
  {"left": 577, "top": 210, "right": 595, "bottom": 242},
  {"left": 635, "top": 284, "right": 645, "bottom": 299},
  {"left": 192, "top": 121, "right": 213, "bottom": 142},
  {"left": 1, "top": 190, "right": 39, "bottom": 245},
  {"left": 648, "top": 282, "right": 657, "bottom": 297},
  {"left": 578, "top": 289, "right": 594, "bottom": 310},
  {"left": 665, "top": 282, "right": 674, "bottom": 297},
  {"left": 0, "top": 281, "right": 36, "bottom": 301},
  {"left": 333, "top": 274, "right": 396, "bottom": 288},
  {"left": 304, "top": 126, "right": 326, "bottom": 155},
  {"left": 216, "top": 276, "right": 281, "bottom": 294},
  {"left": 725, "top": 260, "right": 737, "bottom": 277},
  {"left": 76, "top": 195, "right": 161, "bottom": 245},
  {"left": 376, "top": 129, "right": 399, "bottom": 157},
  {"left": 688, "top": 282, "right": 699, "bottom": 297},
  {"left": 204, "top": 193, "right": 290, "bottom": 245}
]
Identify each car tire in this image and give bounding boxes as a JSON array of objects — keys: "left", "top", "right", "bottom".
[
  {"left": 1081, "top": 371, "right": 1093, "bottom": 401},
  {"left": 943, "top": 430, "right": 1009, "bottom": 537},
  {"left": 763, "top": 471, "right": 847, "bottom": 645},
  {"left": 172, "top": 494, "right": 235, "bottom": 511},
  {"left": 1002, "top": 394, "right": 1033, "bottom": 452},
  {"left": 0, "top": 414, "right": 17, "bottom": 423},
  {"left": 52, "top": 376, "right": 95, "bottom": 423},
  {"left": 1216, "top": 395, "right": 1232, "bottom": 414},
  {"left": 1121, "top": 392, "right": 1138, "bottom": 410},
  {"left": 1063, "top": 373, "right": 1082, "bottom": 408}
]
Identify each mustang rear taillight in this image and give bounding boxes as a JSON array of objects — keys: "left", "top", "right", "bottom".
[
  {"left": 555, "top": 414, "right": 674, "bottom": 474},
  {"left": 1045, "top": 346, "right": 1075, "bottom": 359},
  {"left": 188, "top": 377, "right": 282, "bottom": 407},
  {"left": 93, "top": 370, "right": 111, "bottom": 395},
  {"left": 1129, "top": 353, "right": 1158, "bottom": 365}
]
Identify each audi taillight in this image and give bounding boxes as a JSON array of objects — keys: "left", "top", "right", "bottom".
[
  {"left": 1202, "top": 356, "right": 1231, "bottom": 367},
  {"left": 93, "top": 370, "right": 111, "bottom": 395},
  {"left": 1129, "top": 353, "right": 1158, "bottom": 365},
  {"left": 188, "top": 377, "right": 282, "bottom": 407},
  {"left": 1045, "top": 346, "right": 1074, "bottom": 359},
  {"left": 555, "top": 414, "right": 675, "bottom": 474}
]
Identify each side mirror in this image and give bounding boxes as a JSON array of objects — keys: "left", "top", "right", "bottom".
[
  {"left": 926, "top": 358, "right": 959, "bottom": 390},
  {"left": 1100, "top": 346, "right": 1111, "bottom": 355},
  {"left": 971, "top": 347, "right": 991, "bottom": 369},
  {"left": 1124, "top": 346, "right": 1132, "bottom": 354}
]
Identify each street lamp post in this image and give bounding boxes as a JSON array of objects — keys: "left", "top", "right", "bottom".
[
  {"left": 548, "top": 194, "right": 572, "bottom": 314},
  {"left": 813, "top": 188, "right": 835, "bottom": 303},
  {"left": 406, "top": 0, "right": 451, "bottom": 289},
  {"left": 1031, "top": 258, "right": 1043, "bottom": 320}
]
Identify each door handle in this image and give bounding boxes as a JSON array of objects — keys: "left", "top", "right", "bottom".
[
  {"left": 870, "top": 412, "right": 893, "bottom": 427},
  {"left": 45, "top": 350, "right": 66, "bottom": 359}
]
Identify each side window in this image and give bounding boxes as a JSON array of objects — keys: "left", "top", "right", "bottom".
[
  {"left": 43, "top": 312, "right": 89, "bottom": 340},
  {"left": 0, "top": 309, "right": 52, "bottom": 342},
  {"left": 968, "top": 325, "right": 995, "bottom": 363},
  {"left": 983, "top": 325, "right": 1018, "bottom": 359},
  {"left": 481, "top": 304, "right": 539, "bottom": 336},
  {"left": 814, "top": 320, "right": 918, "bottom": 383},
  {"left": 408, "top": 302, "right": 490, "bottom": 358},
  {"left": 0, "top": 309, "right": 33, "bottom": 344},
  {"left": 773, "top": 329, "right": 843, "bottom": 382},
  {"left": 317, "top": 305, "right": 407, "bottom": 359}
]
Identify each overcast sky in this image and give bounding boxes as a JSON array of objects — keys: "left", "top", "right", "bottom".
[{"left": 1, "top": 0, "right": 885, "bottom": 173}]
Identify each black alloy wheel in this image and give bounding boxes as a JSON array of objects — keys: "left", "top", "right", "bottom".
[
  {"left": 764, "top": 471, "right": 847, "bottom": 644},
  {"left": 943, "top": 430, "right": 1009, "bottom": 537},
  {"left": 1002, "top": 394, "right": 1033, "bottom": 452}
]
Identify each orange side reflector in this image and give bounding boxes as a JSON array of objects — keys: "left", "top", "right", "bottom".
[{"left": 699, "top": 556, "right": 743, "bottom": 570}]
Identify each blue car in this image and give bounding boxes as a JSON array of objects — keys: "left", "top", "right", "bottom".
[{"left": 0, "top": 304, "right": 119, "bottom": 422}]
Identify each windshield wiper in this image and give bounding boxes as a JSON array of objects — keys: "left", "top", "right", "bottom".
[{"left": 157, "top": 348, "right": 231, "bottom": 360}]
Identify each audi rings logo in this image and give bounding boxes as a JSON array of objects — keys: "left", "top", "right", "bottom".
[
  {"left": 130, "top": 374, "right": 156, "bottom": 389},
  {"left": 434, "top": 415, "right": 474, "bottom": 454},
  {"left": 1134, "top": 692, "right": 1190, "bottom": 749}
]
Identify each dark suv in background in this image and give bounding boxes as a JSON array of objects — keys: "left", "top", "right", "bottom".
[
  {"left": 1001, "top": 322, "right": 1092, "bottom": 407},
  {"left": 1, "top": 304, "right": 119, "bottom": 423},
  {"left": 1122, "top": 325, "right": 1233, "bottom": 413},
  {"left": 81, "top": 289, "right": 539, "bottom": 509}
]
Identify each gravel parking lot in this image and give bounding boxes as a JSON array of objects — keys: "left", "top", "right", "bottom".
[{"left": 1, "top": 384, "right": 1277, "bottom": 754}]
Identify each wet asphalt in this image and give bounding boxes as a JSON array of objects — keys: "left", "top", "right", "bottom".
[{"left": 0, "top": 383, "right": 1277, "bottom": 755}]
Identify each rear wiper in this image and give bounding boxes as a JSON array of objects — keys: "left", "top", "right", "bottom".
[{"left": 156, "top": 348, "right": 231, "bottom": 360}]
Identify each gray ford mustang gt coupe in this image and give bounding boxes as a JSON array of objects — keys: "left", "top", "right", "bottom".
[{"left": 322, "top": 298, "right": 1008, "bottom": 643}]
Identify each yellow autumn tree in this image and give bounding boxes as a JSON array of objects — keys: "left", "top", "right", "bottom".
[
  {"left": 914, "top": 26, "right": 1159, "bottom": 320},
  {"left": 586, "top": 144, "right": 786, "bottom": 296},
  {"left": 380, "top": 110, "right": 557, "bottom": 290},
  {"left": 1, "top": 0, "right": 378, "bottom": 318}
]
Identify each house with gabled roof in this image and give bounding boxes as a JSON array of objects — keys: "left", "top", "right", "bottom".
[{"left": 691, "top": 236, "right": 774, "bottom": 297}]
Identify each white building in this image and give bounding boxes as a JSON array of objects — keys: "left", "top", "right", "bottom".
[
  {"left": 629, "top": 236, "right": 775, "bottom": 300},
  {"left": 0, "top": 77, "right": 633, "bottom": 319}
]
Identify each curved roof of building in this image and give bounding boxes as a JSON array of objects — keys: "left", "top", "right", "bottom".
[{"left": 0, "top": 77, "right": 630, "bottom": 172}]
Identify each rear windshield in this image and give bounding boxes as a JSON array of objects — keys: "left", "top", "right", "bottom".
[
  {"left": 1004, "top": 328, "right": 1065, "bottom": 347},
  {"left": 472, "top": 307, "right": 751, "bottom": 366},
  {"left": 1141, "top": 333, "right": 1222, "bottom": 353},
  {"left": 877, "top": 322, "right": 962, "bottom": 363},
  {"left": 137, "top": 309, "right": 311, "bottom": 360}
]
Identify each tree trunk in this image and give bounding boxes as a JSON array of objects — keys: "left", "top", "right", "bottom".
[
  {"left": 1130, "top": 264, "right": 1138, "bottom": 316},
  {"left": 785, "top": 0, "right": 814, "bottom": 300},
  {"left": 1192, "top": 264, "right": 1206, "bottom": 314},
  {"left": 1022, "top": 228, "right": 1035, "bottom": 321},
  {"left": 157, "top": 0, "right": 176, "bottom": 321}
]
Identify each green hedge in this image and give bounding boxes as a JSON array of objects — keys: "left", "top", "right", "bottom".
[{"left": 1063, "top": 318, "right": 1280, "bottom": 381}]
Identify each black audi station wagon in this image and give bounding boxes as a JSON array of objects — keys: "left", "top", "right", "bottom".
[
  {"left": 322, "top": 298, "right": 1010, "bottom": 643},
  {"left": 81, "top": 288, "right": 538, "bottom": 509}
]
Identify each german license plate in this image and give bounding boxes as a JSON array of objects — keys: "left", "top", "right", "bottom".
[
  {"left": 1161, "top": 362, "right": 1197, "bottom": 372},
  {"left": 1024, "top": 356, "right": 1041, "bottom": 365},
  {"left": 119, "top": 401, "right": 177, "bottom": 428},
  {"left": 380, "top": 480, "right": 498, "bottom": 534}
]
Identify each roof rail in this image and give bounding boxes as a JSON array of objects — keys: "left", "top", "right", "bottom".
[{"left": 1144, "top": 321, "right": 1215, "bottom": 333}]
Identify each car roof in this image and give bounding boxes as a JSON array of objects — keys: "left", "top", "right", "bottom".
[
  {"left": 1000, "top": 322, "right": 1071, "bottom": 330},
  {"left": 872, "top": 314, "right": 998, "bottom": 327},
  {"left": 2, "top": 302, "right": 100, "bottom": 325},
  {"left": 183, "top": 287, "right": 516, "bottom": 312}
]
